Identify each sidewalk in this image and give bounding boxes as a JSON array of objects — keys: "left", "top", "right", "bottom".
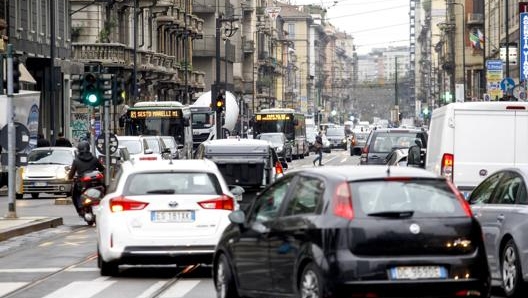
[{"left": 0, "top": 187, "right": 64, "bottom": 242}]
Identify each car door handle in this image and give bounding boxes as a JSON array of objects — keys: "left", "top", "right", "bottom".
[
  {"left": 370, "top": 155, "right": 380, "bottom": 159},
  {"left": 497, "top": 214, "right": 505, "bottom": 222}
]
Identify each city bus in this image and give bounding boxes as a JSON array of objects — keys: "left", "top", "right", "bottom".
[
  {"left": 252, "top": 108, "right": 309, "bottom": 159},
  {"left": 123, "top": 101, "right": 193, "bottom": 159}
]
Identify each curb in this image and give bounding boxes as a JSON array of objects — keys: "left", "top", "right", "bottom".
[{"left": 0, "top": 217, "right": 63, "bottom": 242}]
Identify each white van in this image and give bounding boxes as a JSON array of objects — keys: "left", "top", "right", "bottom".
[{"left": 426, "top": 101, "right": 528, "bottom": 197}]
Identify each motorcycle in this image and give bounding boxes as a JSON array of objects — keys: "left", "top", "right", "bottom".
[{"left": 77, "top": 171, "right": 106, "bottom": 226}]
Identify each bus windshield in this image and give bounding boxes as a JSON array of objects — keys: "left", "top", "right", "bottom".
[{"left": 127, "top": 117, "right": 185, "bottom": 146}]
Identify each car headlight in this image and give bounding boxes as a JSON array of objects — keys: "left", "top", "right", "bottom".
[
  {"left": 56, "top": 171, "right": 68, "bottom": 180},
  {"left": 342, "top": 139, "right": 347, "bottom": 143},
  {"left": 276, "top": 146, "right": 283, "bottom": 153}
]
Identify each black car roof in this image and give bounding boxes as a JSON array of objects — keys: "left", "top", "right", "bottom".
[{"left": 289, "top": 165, "right": 439, "bottom": 181}]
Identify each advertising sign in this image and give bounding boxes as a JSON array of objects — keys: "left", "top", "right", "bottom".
[
  {"left": 486, "top": 60, "right": 503, "bottom": 100},
  {"left": 520, "top": 13, "right": 528, "bottom": 81}
]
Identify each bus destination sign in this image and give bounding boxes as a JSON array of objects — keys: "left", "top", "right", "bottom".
[
  {"left": 256, "top": 114, "right": 291, "bottom": 121},
  {"left": 129, "top": 110, "right": 180, "bottom": 119}
]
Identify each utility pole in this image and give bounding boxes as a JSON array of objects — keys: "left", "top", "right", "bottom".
[
  {"left": 5, "top": 44, "right": 16, "bottom": 218},
  {"left": 505, "top": 0, "right": 510, "bottom": 78}
]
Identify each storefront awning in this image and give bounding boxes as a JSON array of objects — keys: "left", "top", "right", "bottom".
[{"left": 19, "top": 63, "right": 36, "bottom": 84}]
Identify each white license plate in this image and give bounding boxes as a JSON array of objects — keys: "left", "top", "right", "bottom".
[
  {"left": 151, "top": 211, "right": 195, "bottom": 223},
  {"left": 390, "top": 266, "right": 447, "bottom": 279},
  {"left": 34, "top": 182, "right": 47, "bottom": 187}
]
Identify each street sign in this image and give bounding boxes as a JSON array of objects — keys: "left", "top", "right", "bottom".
[
  {"left": 95, "top": 132, "right": 118, "bottom": 155},
  {"left": 0, "top": 122, "right": 30, "bottom": 152},
  {"left": 500, "top": 77, "right": 515, "bottom": 92},
  {"left": 520, "top": 13, "right": 528, "bottom": 80},
  {"left": 265, "top": 7, "right": 281, "bottom": 20}
]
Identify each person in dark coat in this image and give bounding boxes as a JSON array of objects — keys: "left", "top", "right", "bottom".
[
  {"left": 312, "top": 131, "right": 324, "bottom": 166},
  {"left": 36, "top": 133, "right": 51, "bottom": 147},
  {"left": 54, "top": 132, "right": 72, "bottom": 147},
  {"left": 68, "top": 141, "right": 105, "bottom": 216}
]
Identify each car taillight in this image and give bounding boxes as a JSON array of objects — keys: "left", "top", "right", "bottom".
[
  {"left": 80, "top": 172, "right": 103, "bottom": 182},
  {"left": 198, "top": 195, "right": 234, "bottom": 211},
  {"left": 109, "top": 196, "right": 149, "bottom": 212},
  {"left": 334, "top": 182, "right": 354, "bottom": 220},
  {"left": 362, "top": 146, "right": 369, "bottom": 154},
  {"left": 139, "top": 156, "right": 157, "bottom": 161},
  {"left": 275, "top": 161, "right": 284, "bottom": 175},
  {"left": 441, "top": 153, "right": 454, "bottom": 181},
  {"left": 447, "top": 181, "right": 472, "bottom": 217}
]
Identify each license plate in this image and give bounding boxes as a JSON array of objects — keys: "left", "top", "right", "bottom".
[
  {"left": 390, "top": 266, "right": 447, "bottom": 279},
  {"left": 34, "top": 182, "right": 47, "bottom": 187},
  {"left": 151, "top": 211, "right": 195, "bottom": 223}
]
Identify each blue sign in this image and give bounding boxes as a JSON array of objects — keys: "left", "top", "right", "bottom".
[
  {"left": 521, "top": 13, "right": 528, "bottom": 80},
  {"left": 501, "top": 77, "right": 515, "bottom": 91},
  {"left": 486, "top": 59, "right": 503, "bottom": 71}
]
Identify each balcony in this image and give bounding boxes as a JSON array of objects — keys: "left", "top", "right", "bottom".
[
  {"left": 467, "top": 13, "right": 483, "bottom": 25},
  {"left": 192, "top": 0, "right": 216, "bottom": 13}
]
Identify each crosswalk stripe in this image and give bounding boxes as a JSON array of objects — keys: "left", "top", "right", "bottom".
[
  {"left": 137, "top": 281, "right": 167, "bottom": 298},
  {"left": 159, "top": 280, "right": 200, "bottom": 298},
  {"left": 0, "top": 282, "right": 28, "bottom": 296},
  {"left": 41, "top": 279, "right": 116, "bottom": 298},
  {"left": 0, "top": 268, "right": 61, "bottom": 273}
]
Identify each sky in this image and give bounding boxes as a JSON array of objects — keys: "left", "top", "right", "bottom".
[{"left": 291, "top": 0, "right": 411, "bottom": 55}]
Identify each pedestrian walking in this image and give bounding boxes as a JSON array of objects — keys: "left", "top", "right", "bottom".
[
  {"left": 312, "top": 131, "right": 324, "bottom": 166},
  {"left": 54, "top": 132, "right": 72, "bottom": 147},
  {"left": 36, "top": 133, "right": 51, "bottom": 147}
]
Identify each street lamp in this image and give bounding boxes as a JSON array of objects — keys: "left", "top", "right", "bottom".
[
  {"left": 453, "top": 2, "right": 466, "bottom": 101},
  {"left": 212, "top": 13, "right": 238, "bottom": 139}
]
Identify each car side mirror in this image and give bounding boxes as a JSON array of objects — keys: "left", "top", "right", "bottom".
[
  {"left": 228, "top": 210, "right": 246, "bottom": 224},
  {"left": 407, "top": 145, "right": 421, "bottom": 167},
  {"left": 144, "top": 149, "right": 154, "bottom": 155}
]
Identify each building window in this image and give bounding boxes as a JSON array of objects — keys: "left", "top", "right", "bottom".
[{"left": 288, "top": 23, "right": 295, "bottom": 40}]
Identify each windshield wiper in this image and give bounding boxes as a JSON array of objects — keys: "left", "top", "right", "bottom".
[
  {"left": 146, "top": 189, "right": 175, "bottom": 194},
  {"left": 367, "top": 210, "right": 414, "bottom": 218}
]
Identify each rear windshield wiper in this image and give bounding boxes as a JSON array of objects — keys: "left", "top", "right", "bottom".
[
  {"left": 367, "top": 210, "right": 414, "bottom": 218},
  {"left": 145, "top": 189, "right": 176, "bottom": 194}
]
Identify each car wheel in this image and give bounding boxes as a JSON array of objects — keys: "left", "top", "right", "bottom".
[
  {"left": 298, "top": 263, "right": 327, "bottom": 298},
  {"left": 98, "top": 248, "right": 119, "bottom": 276},
  {"left": 16, "top": 193, "right": 24, "bottom": 200},
  {"left": 502, "top": 239, "right": 526, "bottom": 297},
  {"left": 215, "top": 254, "right": 239, "bottom": 298},
  {"left": 31, "top": 193, "right": 39, "bottom": 199}
]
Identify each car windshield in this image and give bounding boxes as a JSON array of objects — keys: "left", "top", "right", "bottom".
[
  {"left": 326, "top": 128, "right": 345, "bottom": 137},
  {"left": 124, "top": 172, "right": 221, "bottom": 195},
  {"left": 350, "top": 179, "right": 465, "bottom": 217},
  {"left": 162, "top": 137, "right": 176, "bottom": 148},
  {"left": 371, "top": 132, "right": 426, "bottom": 152},
  {"left": 28, "top": 149, "right": 73, "bottom": 165},
  {"left": 119, "top": 140, "right": 143, "bottom": 154}
]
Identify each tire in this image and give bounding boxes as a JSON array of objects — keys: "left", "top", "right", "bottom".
[
  {"left": 502, "top": 239, "right": 526, "bottom": 297},
  {"left": 16, "top": 193, "right": 24, "bottom": 200},
  {"left": 31, "top": 193, "right": 39, "bottom": 199},
  {"left": 98, "top": 248, "right": 119, "bottom": 276},
  {"left": 215, "top": 254, "right": 240, "bottom": 298},
  {"left": 298, "top": 263, "right": 327, "bottom": 298}
]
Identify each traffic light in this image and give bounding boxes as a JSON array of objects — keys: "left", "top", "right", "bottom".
[
  {"left": 215, "top": 90, "right": 225, "bottom": 113},
  {"left": 113, "top": 79, "right": 126, "bottom": 105},
  {"left": 70, "top": 74, "right": 83, "bottom": 103},
  {"left": 99, "top": 73, "right": 113, "bottom": 103},
  {"left": 81, "top": 72, "right": 103, "bottom": 106},
  {"left": 12, "top": 56, "right": 20, "bottom": 93}
]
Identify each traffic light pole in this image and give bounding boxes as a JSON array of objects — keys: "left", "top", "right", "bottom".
[
  {"left": 5, "top": 44, "right": 16, "bottom": 218},
  {"left": 215, "top": 16, "right": 222, "bottom": 140},
  {"left": 104, "top": 99, "right": 111, "bottom": 186}
]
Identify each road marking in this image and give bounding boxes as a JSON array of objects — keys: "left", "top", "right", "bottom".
[
  {"left": 65, "top": 267, "right": 99, "bottom": 272},
  {"left": 42, "top": 279, "right": 116, "bottom": 298},
  {"left": 137, "top": 281, "right": 167, "bottom": 298},
  {"left": 0, "top": 268, "right": 61, "bottom": 273},
  {"left": 159, "top": 280, "right": 200, "bottom": 298},
  {"left": 39, "top": 241, "right": 54, "bottom": 247},
  {"left": 0, "top": 282, "right": 27, "bottom": 296}
]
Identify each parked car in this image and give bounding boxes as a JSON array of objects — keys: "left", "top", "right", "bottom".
[
  {"left": 213, "top": 165, "right": 490, "bottom": 298},
  {"left": 257, "top": 132, "right": 293, "bottom": 162},
  {"left": 325, "top": 127, "right": 348, "bottom": 150},
  {"left": 96, "top": 159, "right": 244, "bottom": 276},
  {"left": 16, "top": 147, "right": 77, "bottom": 199},
  {"left": 360, "top": 128, "right": 428, "bottom": 166},
  {"left": 468, "top": 167, "right": 528, "bottom": 297},
  {"left": 116, "top": 135, "right": 162, "bottom": 162}
]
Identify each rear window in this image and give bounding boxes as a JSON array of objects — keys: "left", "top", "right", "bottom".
[
  {"left": 124, "top": 172, "right": 221, "bottom": 195},
  {"left": 370, "top": 132, "right": 427, "bottom": 152},
  {"left": 350, "top": 179, "right": 466, "bottom": 217},
  {"left": 326, "top": 128, "right": 345, "bottom": 136},
  {"left": 145, "top": 138, "right": 161, "bottom": 153},
  {"left": 119, "top": 140, "right": 143, "bottom": 154}
]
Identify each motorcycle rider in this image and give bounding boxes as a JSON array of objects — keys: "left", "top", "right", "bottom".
[{"left": 68, "top": 141, "right": 105, "bottom": 216}]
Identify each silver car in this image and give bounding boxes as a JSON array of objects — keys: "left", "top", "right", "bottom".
[
  {"left": 468, "top": 167, "right": 528, "bottom": 297},
  {"left": 17, "top": 147, "right": 77, "bottom": 199}
]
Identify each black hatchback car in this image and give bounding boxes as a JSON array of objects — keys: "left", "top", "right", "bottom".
[
  {"left": 212, "top": 165, "right": 490, "bottom": 298},
  {"left": 360, "top": 128, "right": 428, "bottom": 165}
]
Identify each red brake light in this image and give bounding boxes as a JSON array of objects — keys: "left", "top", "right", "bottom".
[
  {"left": 80, "top": 172, "right": 103, "bottom": 182},
  {"left": 275, "top": 161, "right": 284, "bottom": 175},
  {"left": 362, "top": 146, "right": 369, "bottom": 154},
  {"left": 447, "top": 181, "right": 472, "bottom": 217},
  {"left": 109, "top": 196, "right": 149, "bottom": 212},
  {"left": 198, "top": 195, "right": 234, "bottom": 210},
  {"left": 334, "top": 182, "right": 354, "bottom": 220},
  {"left": 139, "top": 156, "right": 158, "bottom": 161},
  {"left": 441, "top": 153, "right": 454, "bottom": 181}
]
